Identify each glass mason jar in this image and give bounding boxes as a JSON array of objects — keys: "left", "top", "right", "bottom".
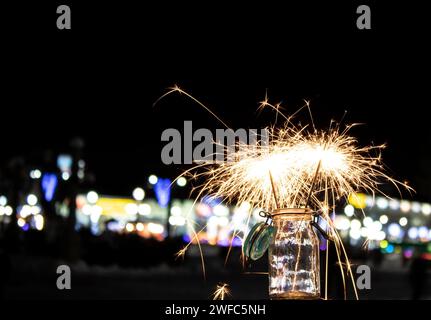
[{"left": 268, "top": 208, "right": 320, "bottom": 299}]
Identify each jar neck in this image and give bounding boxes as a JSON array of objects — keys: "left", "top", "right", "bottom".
[{"left": 271, "top": 208, "right": 313, "bottom": 221}]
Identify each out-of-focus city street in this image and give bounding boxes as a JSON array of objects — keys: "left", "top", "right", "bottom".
[
  {"left": 3, "top": 251, "right": 429, "bottom": 300},
  {"left": 1, "top": 1, "right": 431, "bottom": 302}
]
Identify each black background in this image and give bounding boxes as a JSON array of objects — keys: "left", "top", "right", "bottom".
[{"left": 2, "top": 1, "right": 430, "bottom": 200}]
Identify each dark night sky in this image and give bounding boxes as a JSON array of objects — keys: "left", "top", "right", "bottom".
[{"left": 2, "top": 1, "right": 430, "bottom": 200}]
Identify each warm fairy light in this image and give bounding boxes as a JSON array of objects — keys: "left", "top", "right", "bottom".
[{"left": 212, "top": 283, "right": 230, "bottom": 300}]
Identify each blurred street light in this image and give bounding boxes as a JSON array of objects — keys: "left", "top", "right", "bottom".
[
  {"left": 138, "top": 203, "right": 151, "bottom": 216},
  {"left": 62, "top": 172, "right": 71, "bottom": 181},
  {"left": 379, "top": 215, "right": 389, "bottom": 224},
  {"left": 176, "top": 177, "right": 187, "bottom": 187},
  {"left": 4, "top": 206, "right": 13, "bottom": 216},
  {"left": 87, "top": 191, "right": 99, "bottom": 204},
  {"left": 0, "top": 196, "right": 7, "bottom": 206},
  {"left": 27, "top": 194, "right": 38, "bottom": 206},
  {"left": 34, "top": 214, "right": 44, "bottom": 231},
  {"left": 148, "top": 174, "right": 158, "bottom": 185},
  {"left": 422, "top": 203, "right": 431, "bottom": 216},
  {"left": 399, "top": 217, "right": 408, "bottom": 226},
  {"left": 125, "top": 222, "right": 134, "bottom": 232},
  {"left": 17, "top": 217, "right": 26, "bottom": 227},
  {"left": 125, "top": 203, "right": 138, "bottom": 215},
  {"left": 132, "top": 187, "right": 145, "bottom": 201},
  {"left": 30, "top": 169, "right": 42, "bottom": 179},
  {"left": 78, "top": 159, "right": 86, "bottom": 168},
  {"left": 344, "top": 204, "right": 354, "bottom": 217}
]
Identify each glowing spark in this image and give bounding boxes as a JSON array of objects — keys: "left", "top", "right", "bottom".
[
  {"left": 212, "top": 283, "right": 230, "bottom": 300},
  {"left": 175, "top": 247, "right": 188, "bottom": 260}
]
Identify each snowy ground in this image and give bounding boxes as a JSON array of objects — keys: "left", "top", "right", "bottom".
[{"left": 2, "top": 254, "right": 430, "bottom": 300}]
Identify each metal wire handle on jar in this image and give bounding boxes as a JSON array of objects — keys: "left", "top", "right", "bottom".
[{"left": 259, "top": 209, "right": 332, "bottom": 241}]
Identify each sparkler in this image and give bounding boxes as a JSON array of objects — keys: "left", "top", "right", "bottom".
[
  {"left": 188, "top": 122, "right": 409, "bottom": 214},
  {"left": 159, "top": 86, "right": 411, "bottom": 299}
]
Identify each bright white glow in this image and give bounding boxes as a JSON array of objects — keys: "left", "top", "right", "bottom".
[
  {"left": 138, "top": 203, "right": 151, "bottom": 216},
  {"left": 367, "top": 223, "right": 382, "bottom": 240},
  {"left": 34, "top": 169, "right": 42, "bottom": 179},
  {"left": 30, "top": 169, "right": 42, "bottom": 179},
  {"left": 376, "top": 231, "right": 386, "bottom": 241},
  {"left": 17, "top": 218, "right": 26, "bottom": 227},
  {"left": 372, "top": 221, "right": 383, "bottom": 232},
  {"left": 176, "top": 177, "right": 187, "bottom": 187},
  {"left": 125, "top": 223, "right": 135, "bottom": 232},
  {"left": 389, "top": 199, "right": 400, "bottom": 211},
  {"left": 27, "top": 194, "right": 38, "bottom": 206},
  {"left": 334, "top": 215, "right": 350, "bottom": 231},
  {"left": 82, "top": 204, "right": 92, "bottom": 215},
  {"left": 379, "top": 215, "right": 389, "bottom": 224},
  {"left": 0, "top": 196, "right": 7, "bottom": 206},
  {"left": 86, "top": 191, "right": 99, "bottom": 204},
  {"left": 62, "top": 172, "right": 70, "bottom": 181},
  {"left": 208, "top": 216, "right": 219, "bottom": 228},
  {"left": 344, "top": 204, "right": 355, "bottom": 217},
  {"left": 360, "top": 227, "right": 369, "bottom": 238},
  {"left": 132, "top": 187, "right": 145, "bottom": 201},
  {"left": 170, "top": 206, "right": 182, "bottom": 216},
  {"left": 408, "top": 227, "right": 418, "bottom": 239},
  {"left": 31, "top": 206, "right": 41, "bottom": 215},
  {"left": 0, "top": 207, "right": 4, "bottom": 216},
  {"left": 218, "top": 216, "right": 229, "bottom": 227},
  {"left": 148, "top": 223, "right": 164, "bottom": 234},
  {"left": 90, "top": 206, "right": 102, "bottom": 223},
  {"left": 213, "top": 204, "right": 229, "bottom": 216},
  {"left": 388, "top": 223, "right": 402, "bottom": 238},
  {"left": 363, "top": 217, "right": 373, "bottom": 228},
  {"left": 239, "top": 202, "right": 251, "bottom": 212},
  {"left": 94, "top": 205, "right": 103, "bottom": 214},
  {"left": 4, "top": 206, "right": 13, "bottom": 216},
  {"left": 148, "top": 175, "right": 158, "bottom": 185},
  {"left": 232, "top": 208, "right": 248, "bottom": 229},
  {"left": 350, "top": 219, "right": 361, "bottom": 230},
  {"left": 399, "top": 217, "right": 408, "bottom": 227},
  {"left": 20, "top": 205, "right": 32, "bottom": 218},
  {"left": 125, "top": 203, "right": 138, "bottom": 215},
  {"left": 418, "top": 226, "right": 428, "bottom": 239},
  {"left": 411, "top": 202, "right": 421, "bottom": 213},
  {"left": 400, "top": 200, "right": 411, "bottom": 213},
  {"left": 422, "top": 203, "right": 431, "bottom": 216},
  {"left": 136, "top": 222, "right": 144, "bottom": 232},
  {"left": 34, "top": 214, "right": 44, "bottom": 231},
  {"left": 169, "top": 216, "right": 186, "bottom": 226},
  {"left": 365, "top": 195, "right": 375, "bottom": 208},
  {"left": 349, "top": 228, "right": 361, "bottom": 240},
  {"left": 376, "top": 197, "right": 389, "bottom": 210}
]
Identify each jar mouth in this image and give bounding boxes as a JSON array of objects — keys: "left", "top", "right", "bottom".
[{"left": 271, "top": 208, "right": 313, "bottom": 220}]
